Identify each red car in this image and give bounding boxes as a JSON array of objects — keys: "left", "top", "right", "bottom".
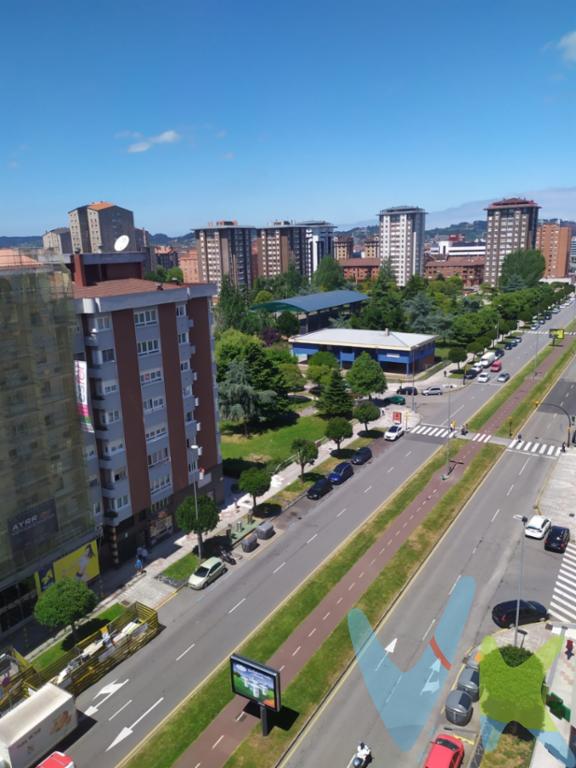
[{"left": 423, "top": 733, "right": 465, "bottom": 768}]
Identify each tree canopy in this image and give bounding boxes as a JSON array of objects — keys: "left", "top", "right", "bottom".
[
  {"left": 325, "top": 417, "right": 353, "bottom": 449},
  {"left": 500, "top": 249, "right": 545, "bottom": 291},
  {"left": 346, "top": 352, "right": 386, "bottom": 398},
  {"left": 291, "top": 438, "right": 319, "bottom": 478},
  {"left": 318, "top": 368, "right": 353, "bottom": 418},
  {"left": 353, "top": 401, "right": 381, "bottom": 432},
  {"left": 175, "top": 495, "right": 220, "bottom": 559},
  {"left": 34, "top": 578, "right": 98, "bottom": 640},
  {"left": 239, "top": 467, "right": 272, "bottom": 511},
  {"left": 312, "top": 257, "right": 346, "bottom": 292}
]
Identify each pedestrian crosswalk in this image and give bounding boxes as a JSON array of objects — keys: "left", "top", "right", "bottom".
[
  {"left": 507, "top": 438, "right": 563, "bottom": 458},
  {"left": 550, "top": 544, "right": 576, "bottom": 625},
  {"left": 410, "top": 424, "right": 491, "bottom": 443}
]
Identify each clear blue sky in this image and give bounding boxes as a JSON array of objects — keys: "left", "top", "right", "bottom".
[{"left": 2, "top": 0, "right": 576, "bottom": 234}]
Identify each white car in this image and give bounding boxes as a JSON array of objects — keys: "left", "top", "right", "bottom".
[
  {"left": 525, "top": 515, "right": 552, "bottom": 540},
  {"left": 477, "top": 372, "right": 490, "bottom": 383},
  {"left": 385, "top": 424, "right": 405, "bottom": 441}
]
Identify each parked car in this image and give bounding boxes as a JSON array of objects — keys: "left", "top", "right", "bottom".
[
  {"left": 545, "top": 525, "right": 570, "bottom": 553},
  {"left": 188, "top": 557, "right": 226, "bottom": 589},
  {"left": 351, "top": 446, "right": 372, "bottom": 465},
  {"left": 397, "top": 385, "right": 418, "bottom": 396},
  {"left": 490, "top": 361, "right": 502, "bottom": 373},
  {"left": 328, "top": 462, "right": 354, "bottom": 485},
  {"left": 525, "top": 515, "right": 551, "bottom": 539},
  {"left": 382, "top": 394, "right": 406, "bottom": 406},
  {"left": 463, "top": 369, "right": 478, "bottom": 380},
  {"left": 492, "top": 599, "right": 548, "bottom": 628},
  {"left": 497, "top": 372, "right": 511, "bottom": 383},
  {"left": 505, "top": 342, "right": 514, "bottom": 350},
  {"left": 422, "top": 386, "right": 443, "bottom": 396},
  {"left": 385, "top": 424, "right": 405, "bottom": 441},
  {"left": 477, "top": 372, "right": 490, "bottom": 383},
  {"left": 445, "top": 690, "right": 473, "bottom": 726},
  {"left": 306, "top": 477, "right": 332, "bottom": 500},
  {"left": 471, "top": 363, "right": 484, "bottom": 372},
  {"left": 423, "top": 733, "right": 465, "bottom": 768},
  {"left": 494, "top": 348, "right": 505, "bottom": 359},
  {"left": 530, "top": 324, "right": 540, "bottom": 331},
  {"left": 457, "top": 665, "right": 480, "bottom": 702}
]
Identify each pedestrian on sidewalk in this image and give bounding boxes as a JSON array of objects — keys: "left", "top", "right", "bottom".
[
  {"left": 566, "top": 638, "right": 574, "bottom": 659},
  {"left": 135, "top": 556, "right": 144, "bottom": 575}
]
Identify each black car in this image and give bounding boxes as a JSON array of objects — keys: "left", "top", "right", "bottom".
[
  {"left": 351, "top": 446, "right": 372, "bottom": 465},
  {"left": 306, "top": 477, "right": 332, "bottom": 500},
  {"left": 505, "top": 342, "right": 514, "bottom": 350},
  {"left": 545, "top": 526, "right": 570, "bottom": 553},
  {"left": 494, "top": 348, "right": 505, "bottom": 359},
  {"left": 464, "top": 368, "right": 478, "bottom": 380},
  {"left": 397, "top": 385, "right": 418, "bottom": 396},
  {"left": 328, "top": 462, "right": 354, "bottom": 485},
  {"left": 492, "top": 599, "right": 548, "bottom": 628}
]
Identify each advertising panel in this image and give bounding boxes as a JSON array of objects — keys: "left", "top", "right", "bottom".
[
  {"left": 230, "top": 654, "right": 281, "bottom": 712},
  {"left": 74, "top": 360, "right": 94, "bottom": 433},
  {"left": 392, "top": 410, "right": 402, "bottom": 424},
  {"left": 53, "top": 541, "right": 100, "bottom": 583},
  {"left": 9, "top": 499, "right": 59, "bottom": 557},
  {"left": 549, "top": 328, "right": 565, "bottom": 340}
]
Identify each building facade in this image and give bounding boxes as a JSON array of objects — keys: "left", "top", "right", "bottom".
[
  {"left": 378, "top": 206, "right": 426, "bottom": 287},
  {"left": 195, "top": 222, "right": 255, "bottom": 289},
  {"left": 484, "top": 198, "right": 540, "bottom": 286},
  {"left": 333, "top": 235, "right": 354, "bottom": 262},
  {"left": 43, "top": 228, "right": 72, "bottom": 255},
  {"left": 256, "top": 222, "right": 307, "bottom": 279},
  {"left": 362, "top": 237, "right": 380, "bottom": 260},
  {"left": 69, "top": 202, "right": 137, "bottom": 254},
  {"left": 179, "top": 248, "right": 202, "bottom": 283},
  {"left": 298, "top": 220, "right": 335, "bottom": 278},
  {"left": 536, "top": 222, "right": 572, "bottom": 279},
  {"left": 570, "top": 237, "right": 576, "bottom": 274},
  {"left": 341, "top": 258, "right": 381, "bottom": 283},
  {"left": 424, "top": 256, "right": 485, "bottom": 288}
]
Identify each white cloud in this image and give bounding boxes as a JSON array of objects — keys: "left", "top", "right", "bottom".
[
  {"left": 223, "top": 151, "right": 235, "bottom": 160},
  {"left": 125, "top": 129, "right": 181, "bottom": 153},
  {"left": 216, "top": 129, "right": 227, "bottom": 139},
  {"left": 557, "top": 30, "right": 576, "bottom": 62}
]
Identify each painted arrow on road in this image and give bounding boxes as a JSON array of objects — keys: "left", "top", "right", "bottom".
[
  {"left": 375, "top": 638, "right": 397, "bottom": 671},
  {"left": 420, "top": 659, "right": 441, "bottom": 695},
  {"left": 106, "top": 697, "right": 164, "bottom": 751},
  {"left": 84, "top": 679, "right": 129, "bottom": 717}
]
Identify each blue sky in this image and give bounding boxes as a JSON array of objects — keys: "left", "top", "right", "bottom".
[{"left": 2, "top": 0, "right": 576, "bottom": 234}]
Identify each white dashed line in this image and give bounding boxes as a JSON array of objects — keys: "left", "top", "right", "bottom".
[
  {"left": 405, "top": 450, "right": 412, "bottom": 457},
  {"left": 273, "top": 562, "right": 286, "bottom": 574},
  {"left": 323, "top": 612, "right": 331, "bottom": 621},
  {"left": 518, "top": 458, "right": 530, "bottom": 475},
  {"left": 336, "top": 508, "right": 346, "bottom": 517},
  {"left": 292, "top": 646, "right": 301, "bottom": 657},
  {"left": 308, "top": 628, "right": 317, "bottom": 638},
  {"left": 491, "top": 509, "right": 500, "bottom": 522},
  {"left": 212, "top": 736, "right": 224, "bottom": 750},
  {"left": 348, "top": 582, "right": 356, "bottom": 591},
  {"left": 176, "top": 642, "right": 196, "bottom": 661},
  {"left": 422, "top": 618, "right": 436, "bottom": 641},
  {"left": 449, "top": 575, "right": 461, "bottom": 595},
  {"left": 228, "top": 598, "right": 246, "bottom": 614},
  {"left": 363, "top": 485, "right": 372, "bottom": 494},
  {"left": 506, "top": 484, "right": 514, "bottom": 497},
  {"left": 306, "top": 534, "right": 318, "bottom": 544}
]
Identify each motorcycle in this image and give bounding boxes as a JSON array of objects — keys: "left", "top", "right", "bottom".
[{"left": 351, "top": 744, "right": 372, "bottom": 767}]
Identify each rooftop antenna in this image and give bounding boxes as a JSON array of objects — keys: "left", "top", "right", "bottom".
[{"left": 114, "top": 234, "right": 130, "bottom": 252}]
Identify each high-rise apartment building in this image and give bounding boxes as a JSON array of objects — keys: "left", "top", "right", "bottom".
[
  {"left": 179, "top": 249, "right": 202, "bottom": 283},
  {"left": 43, "top": 228, "right": 72, "bottom": 255},
  {"left": 378, "top": 206, "right": 426, "bottom": 287},
  {"left": 536, "top": 221, "right": 571, "bottom": 279},
  {"left": 0, "top": 253, "right": 95, "bottom": 633},
  {"left": 69, "top": 202, "right": 137, "bottom": 253},
  {"left": 570, "top": 237, "right": 576, "bottom": 274},
  {"left": 333, "top": 235, "right": 354, "bottom": 262},
  {"left": 363, "top": 237, "right": 380, "bottom": 260},
  {"left": 484, "top": 198, "right": 540, "bottom": 286},
  {"left": 298, "top": 220, "right": 335, "bottom": 278},
  {"left": 256, "top": 222, "right": 307, "bottom": 279},
  {"left": 195, "top": 221, "right": 255, "bottom": 288}
]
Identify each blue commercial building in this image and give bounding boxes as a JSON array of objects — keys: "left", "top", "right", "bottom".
[
  {"left": 251, "top": 289, "right": 367, "bottom": 333},
  {"left": 290, "top": 328, "right": 436, "bottom": 374}
]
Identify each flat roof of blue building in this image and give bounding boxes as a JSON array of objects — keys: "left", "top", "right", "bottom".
[
  {"left": 251, "top": 289, "right": 367, "bottom": 314},
  {"left": 290, "top": 328, "right": 435, "bottom": 351}
]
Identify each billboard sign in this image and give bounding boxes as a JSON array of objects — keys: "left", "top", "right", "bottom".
[
  {"left": 53, "top": 541, "right": 100, "bottom": 583},
  {"left": 549, "top": 328, "right": 565, "bottom": 340},
  {"left": 9, "top": 499, "right": 58, "bottom": 557},
  {"left": 230, "top": 654, "right": 281, "bottom": 712},
  {"left": 74, "top": 360, "right": 94, "bottom": 433},
  {"left": 392, "top": 411, "right": 402, "bottom": 424}
]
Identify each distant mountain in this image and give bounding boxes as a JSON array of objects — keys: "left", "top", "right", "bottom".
[
  {"left": 0, "top": 235, "right": 42, "bottom": 248},
  {"left": 149, "top": 232, "right": 195, "bottom": 247},
  {"left": 426, "top": 220, "right": 486, "bottom": 240}
]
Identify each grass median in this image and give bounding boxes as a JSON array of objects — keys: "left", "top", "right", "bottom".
[
  {"left": 225, "top": 442, "right": 503, "bottom": 768},
  {"left": 123, "top": 441, "right": 463, "bottom": 768}
]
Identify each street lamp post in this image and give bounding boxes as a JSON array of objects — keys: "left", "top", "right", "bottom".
[
  {"left": 190, "top": 443, "right": 203, "bottom": 560},
  {"left": 513, "top": 514, "right": 528, "bottom": 648},
  {"left": 443, "top": 386, "right": 452, "bottom": 479}
]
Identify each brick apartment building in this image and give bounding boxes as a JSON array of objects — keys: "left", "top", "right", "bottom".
[
  {"left": 484, "top": 198, "right": 539, "bottom": 286},
  {"left": 536, "top": 222, "right": 572, "bottom": 279},
  {"left": 424, "top": 256, "right": 485, "bottom": 288},
  {"left": 341, "top": 258, "right": 381, "bottom": 283}
]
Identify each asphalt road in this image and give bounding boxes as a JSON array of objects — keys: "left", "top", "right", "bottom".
[{"left": 68, "top": 302, "right": 576, "bottom": 768}]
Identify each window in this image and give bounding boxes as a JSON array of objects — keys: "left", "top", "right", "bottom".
[
  {"left": 137, "top": 339, "right": 160, "bottom": 356},
  {"left": 140, "top": 368, "right": 163, "bottom": 386},
  {"left": 106, "top": 495, "right": 129, "bottom": 511},
  {"left": 95, "top": 379, "right": 118, "bottom": 395},
  {"left": 102, "top": 348, "right": 115, "bottom": 363},
  {"left": 180, "top": 360, "right": 190, "bottom": 372},
  {"left": 178, "top": 332, "right": 188, "bottom": 345},
  {"left": 103, "top": 409, "right": 120, "bottom": 425},
  {"left": 183, "top": 383, "right": 193, "bottom": 398},
  {"left": 148, "top": 447, "right": 169, "bottom": 467},
  {"left": 95, "top": 315, "right": 111, "bottom": 331},
  {"left": 145, "top": 424, "right": 167, "bottom": 442},
  {"left": 185, "top": 411, "right": 193, "bottom": 423},
  {"left": 176, "top": 304, "right": 186, "bottom": 317},
  {"left": 101, "top": 439, "right": 125, "bottom": 456},
  {"left": 134, "top": 308, "right": 158, "bottom": 326},
  {"left": 83, "top": 445, "right": 97, "bottom": 460},
  {"left": 143, "top": 395, "right": 165, "bottom": 413},
  {"left": 150, "top": 474, "right": 171, "bottom": 494}
]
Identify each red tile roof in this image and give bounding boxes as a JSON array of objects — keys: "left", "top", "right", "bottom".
[
  {"left": 341, "top": 258, "right": 381, "bottom": 268},
  {"left": 73, "top": 278, "right": 183, "bottom": 299},
  {"left": 0, "top": 251, "right": 41, "bottom": 269},
  {"left": 88, "top": 201, "right": 115, "bottom": 211}
]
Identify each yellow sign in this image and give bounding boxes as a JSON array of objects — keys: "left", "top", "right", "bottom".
[
  {"left": 53, "top": 541, "right": 100, "bottom": 583},
  {"left": 550, "top": 328, "right": 565, "bottom": 340}
]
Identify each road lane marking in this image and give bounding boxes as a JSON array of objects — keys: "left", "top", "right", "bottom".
[
  {"left": 530, "top": 443, "right": 539, "bottom": 453},
  {"left": 518, "top": 458, "right": 530, "bottom": 475},
  {"left": 337, "top": 597, "right": 343, "bottom": 604},
  {"left": 109, "top": 700, "right": 132, "bottom": 721},
  {"left": 194, "top": 763, "right": 201, "bottom": 768},
  {"left": 548, "top": 445, "right": 555, "bottom": 456},
  {"left": 336, "top": 508, "right": 346, "bottom": 517},
  {"left": 292, "top": 646, "right": 301, "bottom": 657},
  {"left": 370, "top": 558, "right": 376, "bottom": 566},
  {"left": 422, "top": 618, "right": 436, "bottom": 641},
  {"left": 348, "top": 582, "right": 356, "bottom": 591},
  {"left": 279, "top": 665, "right": 285, "bottom": 672},
  {"left": 363, "top": 485, "right": 372, "bottom": 494},
  {"left": 379, "top": 546, "right": 386, "bottom": 555},
  {"left": 176, "top": 642, "right": 196, "bottom": 661},
  {"left": 306, "top": 533, "right": 318, "bottom": 544},
  {"left": 524, "top": 441, "right": 533, "bottom": 451},
  {"left": 449, "top": 575, "right": 461, "bottom": 595},
  {"left": 323, "top": 612, "right": 330, "bottom": 621},
  {"left": 405, "top": 450, "right": 412, "bottom": 457},
  {"left": 359, "top": 571, "right": 365, "bottom": 579},
  {"left": 273, "top": 562, "right": 286, "bottom": 574},
  {"left": 212, "top": 736, "right": 224, "bottom": 750},
  {"left": 228, "top": 598, "right": 246, "bottom": 614},
  {"left": 387, "top": 467, "right": 394, "bottom": 473},
  {"left": 308, "top": 627, "right": 317, "bottom": 637},
  {"left": 491, "top": 509, "right": 500, "bottom": 522},
  {"left": 539, "top": 444, "right": 548, "bottom": 455},
  {"left": 506, "top": 484, "right": 514, "bottom": 496}
]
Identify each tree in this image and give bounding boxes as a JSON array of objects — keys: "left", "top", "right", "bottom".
[
  {"left": 216, "top": 276, "right": 250, "bottom": 333},
  {"left": 175, "top": 495, "right": 220, "bottom": 560},
  {"left": 166, "top": 266, "right": 184, "bottom": 283},
  {"left": 353, "top": 402, "right": 381, "bottom": 432},
  {"left": 308, "top": 351, "right": 339, "bottom": 369},
  {"left": 318, "top": 368, "right": 353, "bottom": 418},
  {"left": 308, "top": 350, "right": 339, "bottom": 390},
  {"left": 404, "top": 292, "right": 439, "bottom": 333},
  {"left": 325, "top": 417, "right": 353, "bottom": 450},
  {"left": 218, "top": 359, "right": 272, "bottom": 435},
  {"left": 276, "top": 311, "right": 300, "bottom": 337},
  {"left": 312, "top": 257, "right": 346, "bottom": 292},
  {"left": 239, "top": 467, "right": 272, "bottom": 512},
  {"left": 292, "top": 438, "right": 319, "bottom": 478},
  {"left": 500, "top": 249, "right": 545, "bottom": 291},
  {"left": 278, "top": 362, "right": 305, "bottom": 393},
  {"left": 448, "top": 346, "right": 467, "bottom": 370},
  {"left": 347, "top": 352, "right": 386, "bottom": 398},
  {"left": 34, "top": 578, "right": 98, "bottom": 641},
  {"left": 253, "top": 289, "right": 274, "bottom": 305}
]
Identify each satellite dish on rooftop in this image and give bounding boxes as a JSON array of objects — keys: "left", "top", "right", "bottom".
[{"left": 114, "top": 234, "right": 130, "bottom": 252}]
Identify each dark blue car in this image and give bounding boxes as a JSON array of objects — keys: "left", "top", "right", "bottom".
[{"left": 328, "top": 462, "right": 354, "bottom": 485}]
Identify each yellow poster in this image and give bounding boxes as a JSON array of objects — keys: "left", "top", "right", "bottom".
[{"left": 53, "top": 541, "right": 100, "bottom": 583}]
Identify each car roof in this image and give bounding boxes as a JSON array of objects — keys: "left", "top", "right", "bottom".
[
  {"left": 333, "top": 462, "right": 350, "bottom": 470},
  {"left": 355, "top": 446, "right": 371, "bottom": 454},
  {"left": 426, "top": 738, "right": 461, "bottom": 766},
  {"left": 527, "top": 515, "right": 548, "bottom": 526},
  {"left": 549, "top": 525, "right": 568, "bottom": 534},
  {"left": 200, "top": 557, "right": 222, "bottom": 568}
]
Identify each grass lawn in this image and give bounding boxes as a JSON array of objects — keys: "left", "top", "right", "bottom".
[
  {"left": 480, "top": 731, "right": 535, "bottom": 768},
  {"left": 32, "top": 603, "right": 126, "bottom": 671},
  {"left": 161, "top": 552, "right": 200, "bottom": 582},
  {"left": 221, "top": 415, "right": 326, "bottom": 467}
]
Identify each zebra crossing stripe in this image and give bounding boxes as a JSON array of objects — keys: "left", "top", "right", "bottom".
[
  {"left": 422, "top": 427, "right": 433, "bottom": 435},
  {"left": 555, "top": 447, "right": 562, "bottom": 457},
  {"left": 549, "top": 603, "right": 575, "bottom": 622},
  {"left": 559, "top": 562, "right": 576, "bottom": 577},
  {"left": 550, "top": 593, "right": 576, "bottom": 611},
  {"left": 547, "top": 445, "right": 556, "bottom": 456},
  {"left": 438, "top": 429, "right": 449, "bottom": 437},
  {"left": 524, "top": 442, "right": 532, "bottom": 451},
  {"left": 530, "top": 444, "right": 540, "bottom": 453},
  {"left": 556, "top": 576, "right": 576, "bottom": 595},
  {"left": 429, "top": 428, "right": 441, "bottom": 436},
  {"left": 539, "top": 444, "right": 548, "bottom": 455},
  {"left": 566, "top": 544, "right": 576, "bottom": 554},
  {"left": 482, "top": 434, "right": 491, "bottom": 443},
  {"left": 472, "top": 433, "right": 482, "bottom": 442},
  {"left": 562, "top": 551, "right": 576, "bottom": 566},
  {"left": 514, "top": 441, "right": 524, "bottom": 450},
  {"left": 554, "top": 584, "right": 576, "bottom": 602}
]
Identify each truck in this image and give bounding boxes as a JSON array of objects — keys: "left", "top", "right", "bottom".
[
  {"left": 0, "top": 684, "right": 77, "bottom": 768},
  {"left": 35, "top": 755, "right": 74, "bottom": 768},
  {"left": 480, "top": 351, "right": 496, "bottom": 368}
]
